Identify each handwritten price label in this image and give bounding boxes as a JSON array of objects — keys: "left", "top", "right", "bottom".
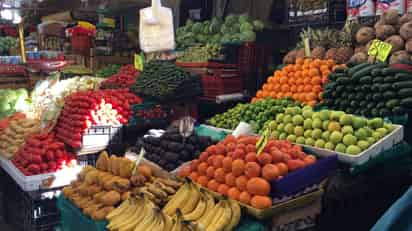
[
  {"left": 256, "top": 128, "right": 271, "bottom": 155},
  {"left": 367, "top": 39, "right": 392, "bottom": 62}
]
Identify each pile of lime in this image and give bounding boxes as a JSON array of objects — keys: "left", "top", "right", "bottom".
[
  {"left": 207, "top": 98, "right": 300, "bottom": 132},
  {"left": 262, "top": 106, "right": 395, "bottom": 155}
]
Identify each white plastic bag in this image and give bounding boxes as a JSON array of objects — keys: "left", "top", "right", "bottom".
[{"left": 139, "top": 0, "right": 175, "bottom": 53}]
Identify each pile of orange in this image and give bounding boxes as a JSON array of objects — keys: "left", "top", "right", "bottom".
[
  {"left": 178, "top": 135, "right": 317, "bottom": 209},
  {"left": 253, "top": 58, "right": 344, "bottom": 106}
]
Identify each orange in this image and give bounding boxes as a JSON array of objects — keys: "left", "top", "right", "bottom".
[
  {"left": 311, "top": 76, "right": 322, "bottom": 85},
  {"left": 225, "top": 173, "right": 237, "bottom": 187},
  {"left": 207, "top": 179, "right": 220, "bottom": 191},
  {"left": 281, "top": 84, "right": 290, "bottom": 92},
  {"left": 303, "top": 78, "right": 311, "bottom": 85},
  {"left": 304, "top": 85, "right": 313, "bottom": 92},
  {"left": 288, "top": 78, "right": 295, "bottom": 85},
  {"left": 197, "top": 176, "right": 209, "bottom": 187},
  {"left": 290, "top": 85, "right": 297, "bottom": 93},
  {"left": 309, "top": 68, "right": 320, "bottom": 77},
  {"left": 228, "top": 187, "right": 241, "bottom": 200},
  {"left": 235, "top": 175, "right": 249, "bottom": 191},
  {"left": 277, "top": 163, "right": 289, "bottom": 176},
  {"left": 296, "top": 58, "right": 304, "bottom": 65},
  {"left": 239, "top": 191, "right": 252, "bottom": 205},
  {"left": 270, "top": 92, "right": 277, "bottom": 99},
  {"left": 217, "top": 184, "right": 229, "bottom": 196}
]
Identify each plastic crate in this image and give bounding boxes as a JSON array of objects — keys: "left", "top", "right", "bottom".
[
  {"left": 0, "top": 157, "right": 81, "bottom": 192},
  {"left": 128, "top": 100, "right": 170, "bottom": 126},
  {"left": 57, "top": 195, "right": 107, "bottom": 231},
  {"left": 3, "top": 175, "right": 61, "bottom": 231},
  {"left": 201, "top": 74, "right": 243, "bottom": 99},
  {"left": 64, "top": 125, "right": 123, "bottom": 155},
  {"left": 71, "top": 35, "right": 91, "bottom": 56}
]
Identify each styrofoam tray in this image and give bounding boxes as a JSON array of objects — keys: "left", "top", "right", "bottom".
[
  {"left": 0, "top": 157, "right": 81, "bottom": 191},
  {"left": 301, "top": 124, "right": 404, "bottom": 166}
]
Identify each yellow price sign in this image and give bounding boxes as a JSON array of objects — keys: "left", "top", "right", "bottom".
[
  {"left": 134, "top": 53, "right": 144, "bottom": 71},
  {"left": 367, "top": 39, "right": 392, "bottom": 62},
  {"left": 256, "top": 128, "right": 271, "bottom": 155}
]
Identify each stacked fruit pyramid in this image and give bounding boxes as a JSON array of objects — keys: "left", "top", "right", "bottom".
[
  {"left": 253, "top": 58, "right": 343, "bottom": 105},
  {"left": 261, "top": 106, "right": 395, "bottom": 155},
  {"left": 178, "top": 135, "right": 317, "bottom": 209},
  {"left": 322, "top": 62, "right": 412, "bottom": 117}
]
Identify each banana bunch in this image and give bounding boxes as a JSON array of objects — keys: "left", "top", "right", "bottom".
[
  {"left": 106, "top": 194, "right": 203, "bottom": 231},
  {"left": 163, "top": 182, "right": 241, "bottom": 231},
  {"left": 134, "top": 178, "right": 182, "bottom": 207}
]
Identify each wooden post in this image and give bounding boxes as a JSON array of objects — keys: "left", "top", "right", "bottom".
[{"left": 18, "top": 22, "right": 26, "bottom": 64}]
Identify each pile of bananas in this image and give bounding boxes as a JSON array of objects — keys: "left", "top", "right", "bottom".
[
  {"left": 163, "top": 182, "right": 241, "bottom": 230},
  {"left": 133, "top": 178, "right": 182, "bottom": 207}
]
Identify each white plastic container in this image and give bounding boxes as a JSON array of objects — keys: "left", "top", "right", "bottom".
[
  {"left": 302, "top": 124, "right": 404, "bottom": 165},
  {"left": 0, "top": 157, "right": 81, "bottom": 191},
  {"left": 376, "top": 0, "right": 406, "bottom": 15},
  {"left": 139, "top": 0, "right": 175, "bottom": 53}
]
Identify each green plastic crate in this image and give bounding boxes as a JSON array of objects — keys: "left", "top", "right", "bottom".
[{"left": 57, "top": 195, "right": 108, "bottom": 231}]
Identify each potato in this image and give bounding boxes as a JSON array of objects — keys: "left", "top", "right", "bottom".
[
  {"left": 84, "top": 170, "right": 100, "bottom": 185},
  {"left": 96, "top": 151, "right": 109, "bottom": 171},
  {"left": 119, "top": 158, "right": 134, "bottom": 178},
  {"left": 112, "top": 178, "right": 131, "bottom": 192},
  {"left": 100, "top": 191, "right": 121, "bottom": 206},
  {"left": 87, "top": 185, "right": 103, "bottom": 196}
]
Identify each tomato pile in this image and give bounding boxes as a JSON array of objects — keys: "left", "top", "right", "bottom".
[
  {"left": 12, "top": 133, "right": 75, "bottom": 176},
  {"left": 100, "top": 65, "right": 140, "bottom": 89},
  {"left": 54, "top": 89, "right": 142, "bottom": 148}
]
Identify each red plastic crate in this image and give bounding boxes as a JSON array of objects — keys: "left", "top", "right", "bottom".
[
  {"left": 71, "top": 35, "right": 91, "bottom": 56},
  {"left": 201, "top": 75, "right": 243, "bottom": 99}
]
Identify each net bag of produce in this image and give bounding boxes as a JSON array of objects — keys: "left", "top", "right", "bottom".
[{"left": 139, "top": 0, "right": 175, "bottom": 52}]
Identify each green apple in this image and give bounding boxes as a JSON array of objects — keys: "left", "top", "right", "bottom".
[
  {"left": 352, "top": 117, "right": 367, "bottom": 129},
  {"left": 376, "top": 128, "right": 388, "bottom": 137},
  {"left": 276, "top": 113, "right": 285, "bottom": 123},
  {"left": 315, "top": 139, "right": 326, "bottom": 148},
  {"left": 322, "top": 131, "right": 331, "bottom": 141},
  {"left": 312, "top": 129, "right": 323, "bottom": 139},
  {"left": 367, "top": 137, "right": 376, "bottom": 145},
  {"left": 330, "top": 111, "right": 345, "bottom": 121},
  {"left": 368, "top": 118, "right": 384, "bottom": 129},
  {"left": 303, "top": 109, "right": 314, "bottom": 119},
  {"left": 283, "top": 115, "right": 292, "bottom": 124},
  {"left": 269, "top": 121, "right": 278, "bottom": 130},
  {"left": 304, "top": 118, "right": 313, "bottom": 130},
  {"left": 335, "top": 143, "right": 347, "bottom": 153},
  {"left": 324, "top": 142, "right": 335, "bottom": 150},
  {"left": 384, "top": 124, "right": 394, "bottom": 132},
  {"left": 357, "top": 140, "right": 370, "bottom": 150},
  {"left": 284, "top": 123, "right": 294, "bottom": 134},
  {"left": 277, "top": 124, "right": 285, "bottom": 132},
  {"left": 322, "top": 120, "right": 330, "bottom": 131},
  {"left": 312, "top": 112, "right": 320, "bottom": 120},
  {"left": 292, "top": 115, "right": 304, "bottom": 126},
  {"left": 339, "top": 114, "right": 353, "bottom": 126},
  {"left": 343, "top": 134, "right": 357, "bottom": 146},
  {"left": 346, "top": 145, "right": 362, "bottom": 155},
  {"left": 342, "top": 125, "right": 354, "bottom": 135},
  {"left": 319, "top": 110, "right": 330, "bottom": 121},
  {"left": 279, "top": 133, "right": 287, "bottom": 140},
  {"left": 372, "top": 131, "right": 383, "bottom": 140},
  {"left": 354, "top": 128, "right": 368, "bottom": 140},
  {"left": 270, "top": 131, "right": 280, "bottom": 139},
  {"left": 294, "top": 126, "right": 304, "bottom": 137},
  {"left": 296, "top": 136, "right": 306, "bottom": 144},
  {"left": 305, "top": 138, "right": 316, "bottom": 146},
  {"left": 304, "top": 129, "right": 313, "bottom": 138},
  {"left": 328, "top": 121, "right": 342, "bottom": 132},
  {"left": 312, "top": 118, "right": 323, "bottom": 129},
  {"left": 287, "top": 134, "right": 297, "bottom": 142},
  {"left": 330, "top": 131, "right": 343, "bottom": 144}
]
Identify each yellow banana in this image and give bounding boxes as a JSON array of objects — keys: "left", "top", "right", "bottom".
[
  {"left": 207, "top": 200, "right": 232, "bottom": 231},
  {"left": 223, "top": 199, "right": 241, "bottom": 231},
  {"left": 197, "top": 200, "right": 222, "bottom": 229},
  {"left": 118, "top": 199, "right": 150, "bottom": 231},
  {"left": 195, "top": 191, "right": 215, "bottom": 223},
  {"left": 171, "top": 209, "right": 184, "bottom": 231},
  {"left": 161, "top": 212, "right": 174, "bottom": 231},
  {"left": 107, "top": 199, "right": 137, "bottom": 229},
  {"left": 106, "top": 199, "right": 130, "bottom": 220},
  {"left": 181, "top": 184, "right": 201, "bottom": 214},
  {"left": 184, "top": 191, "right": 207, "bottom": 221},
  {"left": 109, "top": 200, "right": 141, "bottom": 230},
  {"left": 163, "top": 182, "right": 191, "bottom": 216},
  {"left": 133, "top": 207, "right": 156, "bottom": 231}
]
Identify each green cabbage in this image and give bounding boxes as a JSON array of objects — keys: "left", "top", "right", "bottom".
[
  {"left": 253, "top": 20, "right": 265, "bottom": 31},
  {"left": 240, "top": 22, "right": 254, "bottom": 32},
  {"left": 240, "top": 31, "right": 256, "bottom": 42}
]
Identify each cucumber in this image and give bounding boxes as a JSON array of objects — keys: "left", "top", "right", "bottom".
[
  {"left": 371, "top": 108, "right": 379, "bottom": 117},
  {"left": 395, "top": 73, "right": 412, "bottom": 82},
  {"left": 382, "top": 67, "right": 412, "bottom": 76},
  {"left": 336, "top": 85, "right": 345, "bottom": 93},
  {"left": 347, "top": 63, "right": 370, "bottom": 76},
  {"left": 386, "top": 99, "right": 400, "bottom": 108},
  {"left": 393, "top": 81, "right": 412, "bottom": 89},
  {"left": 401, "top": 97, "right": 412, "bottom": 107},
  {"left": 328, "top": 73, "right": 347, "bottom": 81},
  {"left": 376, "top": 102, "right": 386, "bottom": 109},
  {"left": 333, "top": 67, "right": 346, "bottom": 73},
  {"left": 352, "top": 63, "right": 387, "bottom": 80},
  {"left": 379, "top": 83, "right": 393, "bottom": 91},
  {"left": 336, "top": 77, "right": 352, "bottom": 85},
  {"left": 372, "top": 93, "right": 382, "bottom": 101},
  {"left": 359, "top": 76, "right": 372, "bottom": 84},
  {"left": 398, "top": 88, "right": 412, "bottom": 97},
  {"left": 359, "top": 101, "right": 368, "bottom": 107},
  {"left": 371, "top": 69, "right": 382, "bottom": 76},
  {"left": 383, "top": 75, "right": 398, "bottom": 83},
  {"left": 373, "top": 77, "right": 384, "bottom": 84},
  {"left": 379, "top": 108, "right": 391, "bottom": 117},
  {"left": 383, "top": 91, "right": 396, "bottom": 99},
  {"left": 350, "top": 100, "right": 359, "bottom": 107}
]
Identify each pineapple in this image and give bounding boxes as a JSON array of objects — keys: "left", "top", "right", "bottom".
[
  {"left": 311, "top": 47, "right": 326, "bottom": 59},
  {"left": 325, "top": 48, "right": 338, "bottom": 60},
  {"left": 296, "top": 27, "right": 340, "bottom": 59},
  {"left": 333, "top": 21, "right": 357, "bottom": 64}
]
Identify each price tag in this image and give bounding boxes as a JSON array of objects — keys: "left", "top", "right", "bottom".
[
  {"left": 304, "top": 38, "right": 311, "bottom": 57},
  {"left": 256, "top": 128, "right": 271, "bottom": 155},
  {"left": 134, "top": 53, "right": 144, "bottom": 71},
  {"left": 103, "top": 17, "right": 116, "bottom": 28},
  {"left": 367, "top": 39, "right": 392, "bottom": 62}
]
